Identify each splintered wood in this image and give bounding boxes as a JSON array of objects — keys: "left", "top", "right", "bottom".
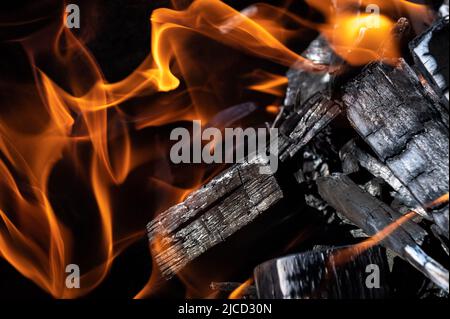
[
  {"left": 410, "top": 17, "right": 449, "bottom": 104},
  {"left": 343, "top": 59, "right": 449, "bottom": 238},
  {"left": 317, "top": 174, "right": 449, "bottom": 292},
  {"left": 317, "top": 174, "right": 427, "bottom": 252},
  {"left": 254, "top": 246, "right": 390, "bottom": 299},
  {"left": 279, "top": 93, "right": 342, "bottom": 161},
  {"left": 147, "top": 157, "right": 283, "bottom": 278}
]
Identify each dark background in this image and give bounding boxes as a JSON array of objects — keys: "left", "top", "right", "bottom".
[{"left": 0, "top": 0, "right": 321, "bottom": 298}]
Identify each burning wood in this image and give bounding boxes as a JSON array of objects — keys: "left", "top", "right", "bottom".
[
  {"left": 254, "top": 245, "right": 390, "bottom": 299},
  {"left": 283, "top": 37, "right": 337, "bottom": 108},
  {"left": 343, "top": 59, "right": 449, "bottom": 239},
  {"left": 317, "top": 173, "right": 448, "bottom": 291},
  {"left": 147, "top": 155, "right": 283, "bottom": 278},
  {"left": 145, "top": 7, "right": 449, "bottom": 299},
  {"left": 2, "top": 0, "right": 449, "bottom": 301}
]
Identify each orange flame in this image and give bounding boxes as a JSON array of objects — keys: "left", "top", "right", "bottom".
[
  {"left": 0, "top": 0, "right": 434, "bottom": 298},
  {"left": 229, "top": 278, "right": 254, "bottom": 299},
  {"left": 1, "top": 0, "right": 316, "bottom": 298},
  {"left": 247, "top": 70, "right": 288, "bottom": 97},
  {"left": 301, "top": 0, "right": 432, "bottom": 65},
  {"left": 332, "top": 193, "right": 449, "bottom": 267}
]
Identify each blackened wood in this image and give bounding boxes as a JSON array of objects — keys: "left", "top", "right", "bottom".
[
  {"left": 317, "top": 173, "right": 448, "bottom": 291},
  {"left": 317, "top": 174, "right": 426, "bottom": 250},
  {"left": 254, "top": 245, "right": 390, "bottom": 299},
  {"left": 146, "top": 156, "right": 283, "bottom": 278},
  {"left": 284, "top": 37, "right": 336, "bottom": 108},
  {"left": 410, "top": 17, "right": 449, "bottom": 105},
  {"left": 278, "top": 93, "right": 342, "bottom": 161},
  {"left": 343, "top": 59, "right": 449, "bottom": 238},
  {"left": 339, "top": 139, "right": 429, "bottom": 218}
]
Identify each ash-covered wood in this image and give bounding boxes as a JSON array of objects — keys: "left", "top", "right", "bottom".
[
  {"left": 147, "top": 156, "right": 283, "bottom": 278},
  {"left": 278, "top": 93, "right": 342, "bottom": 161},
  {"left": 343, "top": 59, "right": 449, "bottom": 239},
  {"left": 317, "top": 173, "right": 448, "bottom": 292},
  {"left": 410, "top": 16, "right": 449, "bottom": 104},
  {"left": 254, "top": 245, "right": 390, "bottom": 299}
]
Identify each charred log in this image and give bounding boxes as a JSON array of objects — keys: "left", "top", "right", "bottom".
[
  {"left": 343, "top": 59, "right": 449, "bottom": 239},
  {"left": 254, "top": 245, "right": 390, "bottom": 299},
  {"left": 278, "top": 93, "right": 342, "bottom": 162},
  {"left": 317, "top": 173, "right": 448, "bottom": 291},
  {"left": 410, "top": 16, "right": 449, "bottom": 105},
  {"left": 339, "top": 139, "right": 429, "bottom": 218},
  {"left": 146, "top": 156, "right": 283, "bottom": 278}
]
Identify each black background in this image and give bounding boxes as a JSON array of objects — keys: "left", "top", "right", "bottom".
[{"left": 0, "top": 0, "right": 319, "bottom": 299}]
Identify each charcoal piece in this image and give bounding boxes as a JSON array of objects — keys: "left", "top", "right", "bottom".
[
  {"left": 278, "top": 93, "right": 342, "bottom": 161},
  {"left": 363, "top": 178, "right": 383, "bottom": 198},
  {"left": 317, "top": 174, "right": 426, "bottom": 248},
  {"left": 146, "top": 155, "right": 283, "bottom": 279},
  {"left": 254, "top": 245, "right": 390, "bottom": 299},
  {"left": 339, "top": 140, "right": 429, "bottom": 218},
  {"left": 343, "top": 59, "right": 449, "bottom": 238},
  {"left": 440, "top": 0, "right": 449, "bottom": 18},
  {"left": 317, "top": 173, "right": 449, "bottom": 292},
  {"left": 410, "top": 16, "right": 449, "bottom": 104},
  {"left": 431, "top": 224, "right": 449, "bottom": 255},
  {"left": 284, "top": 37, "right": 337, "bottom": 108},
  {"left": 340, "top": 143, "right": 360, "bottom": 175}
]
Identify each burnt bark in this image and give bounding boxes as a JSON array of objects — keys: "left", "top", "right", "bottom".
[
  {"left": 254, "top": 245, "right": 390, "bottom": 299},
  {"left": 317, "top": 173, "right": 448, "bottom": 291},
  {"left": 343, "top": 59, "right": 449, "bottom": 239},
  {"left": 278, "top": 93, "right": 342, "bottom": 162},
  {"left": 146, "top": 156, "right": 283, "bottom": 278},
  {"left": 410, "top": 16, "right": 449, "bottom": 105}
]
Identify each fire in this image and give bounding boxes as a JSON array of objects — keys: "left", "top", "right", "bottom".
[
  {"left": 265, "top": 105, "right": 281, "bottom": 115},
  {"left": 327, "top": 13, "right": 398, "bottom": 64},
  {"left": 229, "top": 278, "right": 254, "bottom": 299},
  {"left": 247, "top": 70, "right": 288, "bottom": 97},
  {"left": 0, "top": 0, "right": 433, "bottom": 298},
  {"left": 304, "top": 0, "right": 433, "bottom": 65},
  {"left": 331, "top": 193, "right": 449, "bottom": 268},
  {"left": 427, "top": 193, "right": 449, "bottom": 208}
]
